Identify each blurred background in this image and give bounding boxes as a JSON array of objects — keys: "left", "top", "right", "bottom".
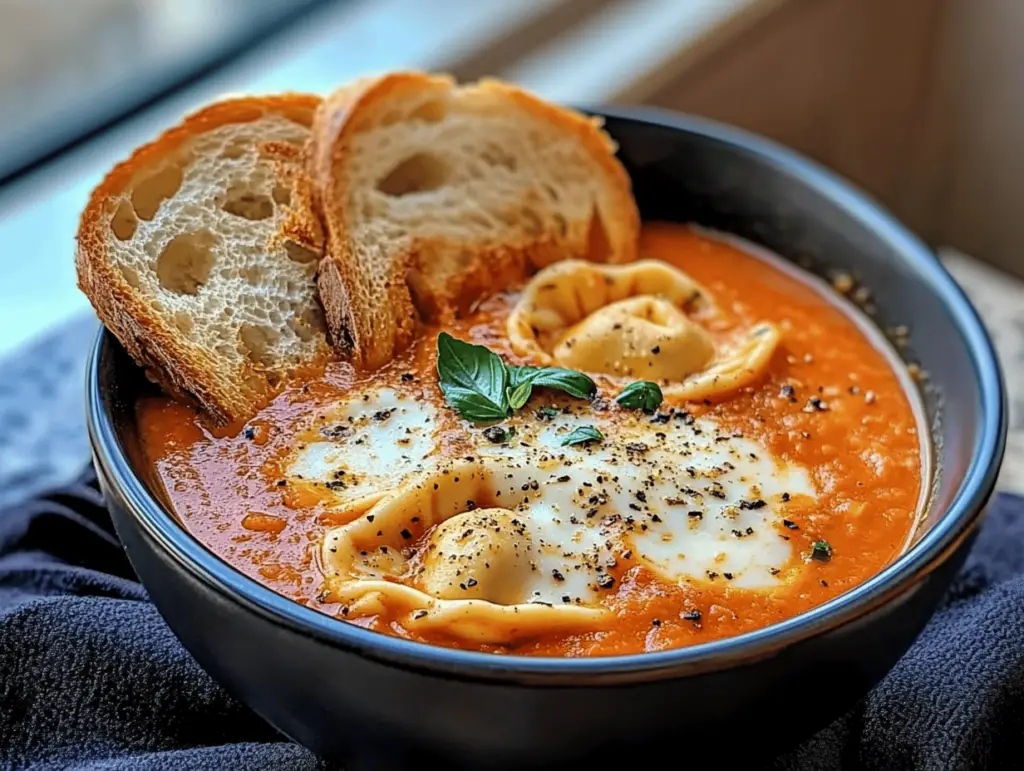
[{"left": 0, "top": 0, "right": 1022, "bottom": 502}]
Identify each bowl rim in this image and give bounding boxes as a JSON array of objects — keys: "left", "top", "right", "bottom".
[{"left": 86, "top": 106, "right": 1007, "bottom": 684}]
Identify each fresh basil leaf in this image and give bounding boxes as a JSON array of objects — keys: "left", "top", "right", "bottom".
[
  {"left": 508, "top": 365, "right": 539, "bottom": 388},
  {"left": 438, "top": 388, "right": 507, "bottom": 424},
  {"left": 527, "top": 367, "right": 597, "bottom": 399},
  {"left": 507, "top": 381, "right": 533, "bottom": 410},
  {"left": 436, "top": 333, "right": 510, "bottom": 423},
  {"left": 560, "top": 425, "right": 604, "bottom": 447},
  {"left": 509, "top": 365, "right": 596, "bottom": 400},
  {"left": 439, "top": 385, "right": 509, "bottom": 424},
  {"left": 437, "top": 332, "right": 509, "bottom": 396},
  {"left": 615, "top": 380, "right": 663, "bottom": 412}
]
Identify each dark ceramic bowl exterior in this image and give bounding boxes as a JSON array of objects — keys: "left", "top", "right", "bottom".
[{"left": 86, "top": 108, "right": 1006, "bottom": 769}]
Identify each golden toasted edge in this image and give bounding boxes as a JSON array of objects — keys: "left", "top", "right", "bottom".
[
  {"left": 75, "top": 93, "right": 323, "bottom": 426},
  {"left": 309, "top": 71, "right": 640, "bottom": 370},
  {"left": 310, "top": 73, "right": 448, "bottom": 369}
]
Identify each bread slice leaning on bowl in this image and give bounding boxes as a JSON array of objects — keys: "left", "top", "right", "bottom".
[
  {"left": 309, "top": 72, "right": 641, "bottom": 370},
  {"left": 76, "top": 95, "right": 328, "bottom": 426},
  {"left": 76, "top": 73, "right": 642, "bottom": 425}
]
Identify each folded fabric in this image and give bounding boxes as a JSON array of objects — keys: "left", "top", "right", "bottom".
[
  {"left": 0, "top": 313, "right": 97, "bottom": 512},
  {"left": 1, "top": 466, "right": 1022, "bottom": 770}
]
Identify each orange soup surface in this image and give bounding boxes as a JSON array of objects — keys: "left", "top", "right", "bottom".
[{"left": 137, "top": 224, "right": 924, "bottom": 657}]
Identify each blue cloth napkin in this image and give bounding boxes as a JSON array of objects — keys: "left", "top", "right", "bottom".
[{"left": 1, "top": 465, "right": 1022, "bottom": 770}]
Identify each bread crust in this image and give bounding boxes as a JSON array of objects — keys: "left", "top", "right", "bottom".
[
  {"left": 310, "top": 72, "right": 640, "bottom": 371},
  {"left": 76, "top": 94, "right": 322, "bottom": 426},
  {"left": 79, "top": 74, "right": 643, "bottom": 421},
  {"left": 310, "top": 75, "right": 434, "bottom": 370}
]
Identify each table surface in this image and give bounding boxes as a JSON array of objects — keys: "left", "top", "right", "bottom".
[{"left": 941, "top": 251, "right": 1024, "bottom": 494}]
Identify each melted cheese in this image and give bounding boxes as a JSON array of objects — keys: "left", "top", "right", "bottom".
[
  {"left": 472, "top": 406, "right": 812, "bottom": 597},
  {"left": 311, "top": 389, "right": 816, "bottom": 643},
  {"left": 287, "top": 388, "right": 437, "bottom": 511}
]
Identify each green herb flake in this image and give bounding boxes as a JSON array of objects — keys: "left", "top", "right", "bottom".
[
  {"left": 615, "top": 380, "right": 664, "bottom": 412},
  {"left": 810, "top": 540, "right": 833, "bottom": 562},
  {"left": 561, "top": 425, "right": 604, "bottom": 447},
  {"left": 482, "top": 425, "right": 516, "bottom": 444},
  {"left": 537, "top": 406, "right": 561, "bottom": 419}
]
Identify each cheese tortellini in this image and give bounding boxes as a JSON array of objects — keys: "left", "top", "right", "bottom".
[
  {"left": 552, "top": 295, "right": 715, "bottom": 381},
  {"left": 508, "top": 259, "right": 780, "bottom": 399},
  {"left": 321, "top": 459, "right": 608, "bottom": 644}
]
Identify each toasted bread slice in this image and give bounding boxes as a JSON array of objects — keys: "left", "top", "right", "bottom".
[
  {"left": 76, "top": 95, "right": 328, "bottom": 426},
  {"left": 310, "top": 72, "right": 640, "bottom": 370}
]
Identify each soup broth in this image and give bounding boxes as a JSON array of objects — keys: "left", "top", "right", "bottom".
[{"left": 137, "top": 224, "right": 925, "bottom": 657}]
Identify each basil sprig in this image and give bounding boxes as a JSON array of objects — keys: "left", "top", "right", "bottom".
[
  {"left": 436, "top": 333, "right": 597, "bottom": 424},
  {"left": 615, "top": 380, "right": 664, "bottom": 412}
]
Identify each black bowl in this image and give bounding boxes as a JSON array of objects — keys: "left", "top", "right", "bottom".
[{"left": 86, "top": 107, "right": 1006, "bottom": 769}]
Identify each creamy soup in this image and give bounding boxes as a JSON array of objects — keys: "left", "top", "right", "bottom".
[{"left": 137, "top": 224, "right": 926, "bottom": 657}]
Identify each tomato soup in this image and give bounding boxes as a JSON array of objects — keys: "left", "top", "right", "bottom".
[{"left": 137, "top": 224, "right": 926, "bottom": 657}]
